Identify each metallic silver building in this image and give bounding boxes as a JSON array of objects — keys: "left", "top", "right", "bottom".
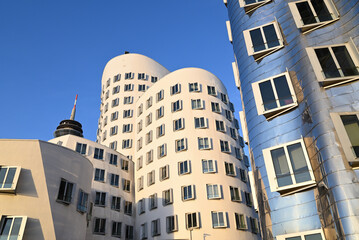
[{"left": 223, "top": 0, "right": 359, "bottom": 239}]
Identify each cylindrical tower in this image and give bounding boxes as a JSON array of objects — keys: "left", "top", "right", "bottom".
[{"left": 224, "top": 0, "right": 359, "bottom": 239}]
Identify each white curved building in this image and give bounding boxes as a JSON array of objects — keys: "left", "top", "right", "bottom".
[{"left": 97, "top": 53, "right": 260, "bottom": 240}]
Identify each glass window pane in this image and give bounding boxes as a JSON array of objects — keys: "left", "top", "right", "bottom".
[
  {"left": 0, "top": 168, "right": 7, "bottom": 188},
  {"left": 0, "top": 218, "right": 12, "bottom": 239},
  {"left": 305, "top": 233, "right": 323, "bottom": 240},
  {"left": 9, "top": 218, "right": 22, "bottom": 240},
  {"left": 218, "top": 212, "right": 224, "bottom": 225},
  {"left": 332, "top": 46, "right": 359, "bottom": 77},
  {"left": 250, "top": 28, "right": 266, "bottom": 52},
  {"left": 271, "top": 148, "right": 293, "bottom": 187},
  {"left": 312, "top": 0, "right": 332, "bottom": 22},
  {"left": 274, "top": 75, "right": 294, "bottom": 107},
  {"left": 212, "top": 212, "right": 218, "bottom": 227},
  {"left": 263, "top": 24, "right": 280, "bottom": 49},
  {"left": 296, "top": 2, "right": 316, "bottom": 25},
  {"left": 287, "top": 143, "right": 311, "bottom": 183},
  {"left": 315, "top": 48, "right": 340, "bottom": 78},
  {"left": 286, "top": 237, "right": 301, "bottom": 240},
  {"left": 259, "top": 80, "right": 277, "bottom": 111},
  {"left": 341, "top": 115, "right": 359, "bottom": 157}
]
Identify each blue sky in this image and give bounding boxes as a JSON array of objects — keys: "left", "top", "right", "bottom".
[{"left": 0, "top": 1, "right": 239, "bottom": 142}]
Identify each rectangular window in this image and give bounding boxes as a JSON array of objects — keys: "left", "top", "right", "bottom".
[
  {"left": 220, "top": 140, "right": 231, "bottom": 153},
  {"left": 175, "top": 138, "right": 187, "bottom": 152},
  {"left": 211, "top": 211, "right": 227, "bottom": 228},
  {"left": 110, "top": 174, "right": 119, "bottom": 187},
  {"left": 216, "top": 120, "right": 225, "bottom": 132},
  {"left": 194, "top": 117, "right": 208, "bottom": 129},
  {"left": 146, "top": 113, "right": 152, "bottom": 126},
  {"left": 230, "top": 128, "right": 237, "bottom": 139},
  {"left": 137, "top": 120, "right": 143, "bottom": 133},
  {"left": 76, "top": 143, "right": 87, "bottom": 154},
  {"left": 94, "top": 168, "right": 105, "bottom": 182},
  {"left": 191, "top": 99, "right": 204, "bottom": 110},
  {"left": 151, "top": 76, "right": 158, "bottom": 83},
  {"left": 112, "top": 86, "right": 120, "bottom": 94},
  {"left": 156, "top": 89, "right": 164, "bottom": 102},
  {"left": 123, "top": 179, "right": 131, "bottom": 192},
  {"left": 121, "top": 159, "right": 129, "bottom": 171},
  {"left": 104, "top": 103, "right": 108, "bottom": 113},
  {"left": 185, "top": 212, "right": 200, "bottom": 229},
  {"left": 146, "top": 97, "right": 153, "bottom": 109},
  {"left": 138, "top": 73, "right": 147, "bottom": 80},
  {"left": 206, "top": 184, "right": 221, "bottom": 199},
  {"left": 239, "top": 0, "right": 271, "bottom": 13},
  {"left": 125, "top": 72, "right": 134, "bottom": 79},
  {"left": 306, "top": 41, "right": 359, "bottom": 87},
  {"left": 124, "top": 83, "right": 134, "bottom": 91},
  {"left": 250, "top": 217, "right": 259, "bottom": 234},
  {"left": 179, "top": 160, "right": 191, "bottom": 175},
  {"left": 220, "top": 93, "right": 228, "bottom": 104},
  {"left": 211, "top": 102, "right": 221, "bottom": 113},
  {"left": 57, "top": 178, "right": 74, "bottom": 204},
  {"left": 160, "top": 165, "right": 170, "bottom": 181},
  {"left": 112, "top": 98, "right": 119, "bottom": 107},
  {"left": 122, "top": 124, "right": 132, "bottom": 133},
  {"left": 245, "top": 192, "right": 253, "bottom": 206},
  {"left": 147, "top": 170, "right": 155, "bottom": 186},
  {"left": 0, "top": 216, "right": 27, "bottom": 240},
  {"left": 166, "top": 215, "right": 178, "bottom": 233},
  {"left": 149, "top": 193, "right": 158, "bottom": 210},
  {"left": 262, "top": 139, "right": 315, "bottom": 194},
  {"left": 243, "top": 21, "right": 284, "bottom": 61},
  {"left": 107, "top": 79, "right": 111, "bottom": 87},
  {"left": 156, "top": 106, "right": 164, "bottom": 119},
  {"left": 146, "top": 150, "right": 153, "bottom": 164},
  {"left": 123, "top": 96, "right": 133, "bottom": 104},
  {"left": 276, "top": 229, "right": 325, "bottom": 240},
  {"left": 0, "top": 166, "right": 21, "bottom": 192},
  {"left": 158, "top": 144, "right": 167, "bottom": 158},
  {"left": 172, "top": 100, "right": 183, "bottom": 112},
  {"left": 138, "top": 84, "right": 146, "bottom": 92},
  {"left": 182, "top": 185, "right": 195, "bottom": 200},
  {"left": 95, "top": 191, "right": 106, "bottom": 206},
  {"left": 170, "top": 83, "right": 181, "bottom": 95},
  {"left": 124, "top": 201, "right": 133, "bottom": 216},
  {"left": 146, "top": 131, "right": 153, "bottom": 145},
  {"left": 105, "top": 90, "right": 109, "bottom": 99},
  {"left": 113, "top": 74, "right": 121, "bottom": 82},
  {"left": 229, "top": 102, "right": 235, "bottom": 112},
  {"left": 173, "top": 118, "right": 185, "bottom": 131},
  {"left": 202, "top": 159, "right": 216, "bottom": 173},
  {"left": 189, "top": 82, "right": 201, "bottom": 92},
  {"left": 151, "top": 219, "right": 161, "bottom": 237},
  {"left": 140, "top": 223, "right": 147, "bottom": 239},
  {"left": 157, "top": 124, "right": 165, "bottom": 138},
  {"left": 138, "top": 104, "right": 143, "bottom": 116},
  {"left": 225, "top": 162, "right": 236, "bottom": 176},
  {"left": 207, "top": 86, "right": 216, "bottom": 96},
  {"left": 111, "top": 111, "right": 119, "bottom": 121},
  {"left": 77, "top": 189, "right": 89, "bottom": 213},
  {"left": 137, "top": 176, "right": 144, "bottom": 191},
  {"left": 230, "top": 186, "right": 241, "bottom": 202},
  {"left": 240, "top": 169, "right": 247, "bottom": 182},
  {"left": 198, "top": 137, "right": 212, "bottom": 150},
  {"left": 225, "top": 110, "right": 233, "bottom": 121},
  {"left": 137, "top": 156, "right": 143, "bottom": 170},
  {"left": 111, "top": 196, "right": 121, "bottom": 211},
  {"left": 123, "top": 109, "right": 133, "bottom": 118},
  {"left": 93, "top": 218, "right": 106, "bottom": 235},
  {"left": 163, "top": 188, "right": 173, "bottom": 205},
  {"left": 112, "top": 222, "right": 122, "bottom": 237},
  {"left": 109, "top": 141, "right": 117, "bottom": 150},
  {"left": 235, "top": 213, "right": 247, "bottom": 230},
  {"left": 125, "top": 225, "right": 134, "bottom": 239},
  {"left": 138, "top": 198, "right": 145, "bottom": 214},
  {"left": 122, "top": 139, "right": 132, "bottom": 149},
  {"left": 110, "top": 126, "right": 118, "bottom": 136}
]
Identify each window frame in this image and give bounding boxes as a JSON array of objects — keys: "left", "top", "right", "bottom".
[
  {"left": 230, "top": 186, "right": 241, "bottom": 202},
  {"left": 112, "top": 221, "right": 122, "bottom": 238},
  {"left": 182, "top": 185, "right": 195, "bottom": 201},
  {"left": 0, "top": 166, "right": 21, "bottom": 193},
  {"left": 191, "top": 99, "right": 205, "bottom": 110},
  {"left": 202, "top": 159, "right": 216, "bottom": 173},
  {"left": 0, "top": 215, "right": 27, "bottom": 240},
  {"left": 93, "top": 218, "right": 106, "bottom": 235},
  {"left": 147, "top": 170, "right": 155, "bottom": 186},
  {"left": 175, "top": 138, "right": 188, "bottom": 152},
  {"left": 171, "top": 100, "right": 183, "bottom": 112},
  {"left": 185, "top": 212, "right": 200, "bottom": 229},
  {"left": 151, "top": 219, "right": 161, "bottom": 237},
  {"left": 224, "top": 162, "right": 236, "bottom": 176},
  {"left": 206, "top": 184, "right": 222, "bottom": 199},
  {"left": 198, "top": 137, "right": 212, "bottom": 150},
  {"left": 276, "top": 229, "right": 325, "bottom": 240},
  {"left": 194, "top": 117, "right": 208, "bottom": 129},
  {"left": 235, "top": 213, "right": 247, "bottom": 230},
  {"left": 211, "top": 102, "right": 221, "bottom": 114},
  {"left": 239, "top": 0, "right": 272, "bottom": 14},
  {"left": 163, "top": 188, "right": 173, "bottom": 205},
  {"left": 178, "top": 160, "right": 191, "bottom": 175},
  {"left": 220, "top": 140, "right": 231, "bottom": 153},
  {"left": 57, "top": 178, "right": 74, "bottom": 204},
  {"left": 111, "top": 196, "right": 121, "bottom": 211},
  {"left": 149, "top": 193, "right": 158, "bottom": 210},
  {"left": 211, "top": 211, "right": 227, "bottom": 228},
  {"left": 160, "top": 165, "right": 170, "bottom": 181},
  {"left": 170, "top": 83, "right": 181, "bottom": 95},
  {"left": 166, "top": 215, "right": 178, "bottom": 233},
  {"left": 158, "top": 144, "right": 167, "bottom": 158},
  {"left": 189, "top": 82, "right": 201, "bottom": 92}
]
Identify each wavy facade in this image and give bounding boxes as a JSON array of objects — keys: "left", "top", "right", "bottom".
[{"left": 223, "top": 0, "right": 359, "bottom": 239}]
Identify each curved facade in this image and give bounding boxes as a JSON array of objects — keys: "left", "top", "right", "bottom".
[{"left": 224, "top": 0, "right": 359, "bottom": 239}]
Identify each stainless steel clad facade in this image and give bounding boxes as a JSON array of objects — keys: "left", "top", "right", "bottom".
[{"left": 224, "top": 0, "right": 359, "bottom": 239}]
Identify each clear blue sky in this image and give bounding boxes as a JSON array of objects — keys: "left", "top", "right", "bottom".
[{"left": 0, "top": 1, "right": 240, "bottom": 142}]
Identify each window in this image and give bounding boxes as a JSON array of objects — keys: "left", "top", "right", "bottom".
[
  {"left": 140, "top": 223, "right": 147, "bottom": 239},
  {"left": 124, "top": 201, "right": 132, "bottom": 216},
  {"left": 146, "top": 150, "right": 153, "bottom": 164},
  {"left": 111, "top": 196, "right": 121, "bottom": 211},
  {"left": 202, "top": 159, "right": 216, "bottom": 173},
  {"left": 103, "top": 116, "right": 108, "bottom": 127},
  {"left": 173, "top": 118, "right": 185, "bottom": 131},
  {"left": 110, "top": 141, "right": 117, "bottom": 150},
  {"left": 157, "top": 124, "right": 165, "bottom": 138},
  {"left": 207, "top": 86, "right": 216, "bottom": 96},
  {"left": 178, "top": 160, "right": 191, "bottom": 175},
  {"left": 75, "top": 143, "right": 87, "bottom": 154},
  {"left": 146, "top": 131, "right": 153, "bottom": 145},
  {"left": 137, "top": 120, "right": 143, "bottom": 133},
  {"left": 125, "top": 72, "right": 134, "bottom": 79},
  {"left": 220, "top": 93, "right": 228, "bottom": 104},
  {"left": 149, "top": 193, "right": 157, "bottom": 210},
  {"left": 207, "top": 184, "right": 221, "bottom": 199},
  {"left": 123, "top": 179, "right": 131, "bottom": 192},
  {"left": 151, "top": 76, "right": 158, "bottom": 83},
  {"left": 138, "top": 73, "right": 147, "bottom": 80},
  {"left": 110, "top": 126, "right": 118, "bottom": 136},
  {"left": 239, "top": 0, "right": 271, "bottom": 13},
  {"left": 105, "top": 90, "right": 109, "bottom": 99},
  {"left": 228, "top": 128, "right": 237, "bottom": 140},
  {"left": 289, "top": 0, "right": 339, "bottom": 33},
  {"left": 123, "top": 96, "right": 133, "bottom": 104},
  {"left": 146, "top": 97, "right": 152, "bottom": 109},
  {"left": 191, "top": 99, "right": 204, "bottom": 109},
  {"left": 138, "top": 176, "right": 144, "bottom": 191},
  {"left": 175, "top": 138, "right": 187, "bottom": 152},
  {"left": 252, "top": 72, "right": 298, "bottom": 118},
  {"left": 137, "top": 138, "right": 143, "bottom": 151},
  {"left": 198, "top": 137, "right": 212, "bottom": 150},
  {"left": 102, "top": 131, "right": 107, "bottom": 141},
  {"left": 123, "top": 109, "right": 133, "bottom": 118},
  {"left": 124, "top": 83, "right": 134, "bottom": 91},
  {"left": 104, "top": 103, "right": 108, "bottom": 113},
  {"left": 138, "top": 104, "right": 143, "bottom": 116},
  {"left": 94, "top": 168, "right": 105, "bottom": 182},
  {"left": 189, "top": 82, "right": 201, "bottom": 92},
  {"left": 137, "top": 156, "right": 143, "bottom": 170},
  {"left": 170, "top": 83, "right": 181, "bottom": 95},
  {"left": 229, "top": 102, "right": 235, "bottom": 112},
  {"left": 156, "top": 106, "right": 164, "bottom": 119},
  {"left": 306, "top": 42, "right": 359, "bottom": 88},
  {"left": 57, "top": 178, "right": 74, "bottom": 204},
  {"left": 146, "top": 113, "right": 152, "bottom": 126},
  {"left": 235, "top": 213, "right": 247, "bottom": 230},
  {"left": 277, "top": 229, "right": 325, "bottom": 240},
  {"left": 123, "top": 124, "right": 132, "bottom": 133},
  {"left": 108, "top": 153, "right": 118, "bottom": 166},
  {"left": 110, "top": 174, "right": 119, "bottom": 187},
  {"left": 156, "top": 90, "right": 164, "bottom": 102},
  {"left": 250, "top": 218, "right": 259, "bottom": 234},
  {"left": 138, "top": 84, "right": 146, "bottom": 92},
  {"left": 225, "top": 110, "right": 233, "bottom": 121},
  {"left": 331, "top": 112, "right": 359, "bottom": 166},
  {"left": 112, "top": 98, "right": 119, "bottom": 107},
  {"left": 147, "top": 170, "right": 155, "bottom": 186},
  {"left": 122, "top": 139, "right": 132, "bottom": 149},
  {"left": 158, "top": 144, "right": 167, "bottom": 158},
  {"left": 107, "top": 79, "right": 111, "bottom": 87},
  {"left": 125, "top": 225, "right": 134, "bottom": 239},
  {"left": 0, "top": 216, "right": 27, "bottom": 240},
  {"left": 185, "top": 212, "right": 200, "bottom": 229},
  {"left": 220, "top": 140, "right": 231, "bottom": 153},
  {"left": 234, "top": 119, "right": 240, "bottom": 129},
  {"left": 163, "top": 188, "right": 173, "bottom": 205},
  {"left": 113, "top": 86, "right": 120, "bottom": 94},
  {"left": 230, "top": 186, "right": 241, "bottom": 202},
  {"left": 95, "top": 192, "right": 106, "bottom": 206},
  {"left": 211, "top": 102, "right": 221, "bottom": 113},
  {"left": 0, "top": 166, "right": 21, "bottom": 192},
  {"left": 138, "top": 198, "right": 145, "bottom": 214},
  {"left": 262, "top": 139, "right": 315, "bottom": 194},
  {"left": 171, "top": 100, "right": 183, "bottom": 112},
  {"left": 243, "top": 21, "right": 284, "bottom": 61},
  {"left": 77, "top": 189, "right": 89, "bottom": 213},
  {"left": 194, "top": 117, "right": 207, "bottom": 129},
  {"left": 182, "top": 185, "right": 195, "bottom": 200},
  {"left": 160, "top": 165, "right": 169, "bottom": 181},
  {"left": 114, "top": 74, "right": 121, "bottom": 82},
  {"left": 225, "top": 162, "right": 236, "bottom": 176},
  {"left": 245, "top": 192, "right": 253, "bottom": 206},
  {"left": 111, "top": 111, "right": 119, "bottom": 121},
  {"left": 112, "top": 222, "right": 122, "bottom": 238},
  {"left": 94, "top": 218, "right": 106, "bottom": 235},
  {"left": 240, "top": 169, "right": 247, "bottom": 182},
  {"left": 151, "top": 219, "right": 161, "bottom": 237},
  {"left": 211, "top": 211, "right": 227, "bottom": 228},
  {"left": 215, "top": 120, "right": 225, "bottom": 132},
  {"left": 166, "top": 215, "right": 178, "bottom": 233}
]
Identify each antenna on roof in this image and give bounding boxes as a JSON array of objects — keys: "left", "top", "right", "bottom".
[{"left": 70, "top": 94, "right": 78, "bottom": 120}]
